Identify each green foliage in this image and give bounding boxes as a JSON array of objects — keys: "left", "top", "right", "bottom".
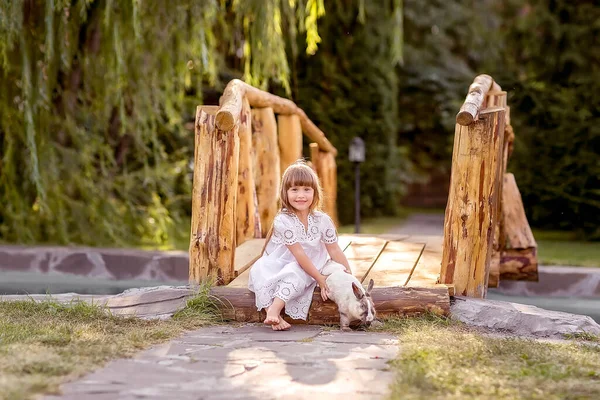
[
  {"left": 491, "top": 0, "right": 600, "bottom": 240},
  {"left": 294, "top": 0, "right": 407, "bottom": 224},
  {"left": 397, "top": 0, "right": 502, "bottom": 179},
  {"left": 0, "top": 0, "right": 324, "bottom": 247}
]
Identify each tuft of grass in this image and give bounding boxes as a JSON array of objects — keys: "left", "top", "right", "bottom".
[
  {"left": 563, "top": 332, "right": 600, "bottom": 343},
  {"left": 0, "top": 284, "right": 221, "bottom": 400},
  {"left": 376, "top": 315, "right": 600, "bottom": 400}
]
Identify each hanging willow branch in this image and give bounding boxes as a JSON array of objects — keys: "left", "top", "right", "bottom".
[
  {"left": 0, "top": 0, "right": 402, "bottom": 248},
  {"left": 0, "top": 0, "right": 328, "bottom": 247}
]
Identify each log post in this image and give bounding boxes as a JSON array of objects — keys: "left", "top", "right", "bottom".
[
  {"left": 278, "top": 114, "right": 303, "bottom": 175},
  {"left": 190, "top": 106, "right": 240, "bottom": 285},
  {"left": 487, "top": 91, "right": 508, "bottom": 288},
  {"left": 499, "top": 173, "right": 538, "bottom": 281},
  {"left": 236, "top": 97, "right": 257, "bottom": 246},
  {"left": 252, "top": 107, "right": 280, "bottom": 236},
  {"left": 318, "top": 151, "right": 339, "bottom": 227},
  {"left": 441, "top": 107, "right": 506, "bottom": 298},
  {"left": 309, "top": 142, "right": 320, "bottom": 172}
]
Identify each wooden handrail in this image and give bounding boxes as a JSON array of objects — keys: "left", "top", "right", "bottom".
[
  {"left": 216, "top": 79, "right": 337, "bottom": 155},
  {"left": 456, "top": 74, "right": 502, "bottom": 126}
]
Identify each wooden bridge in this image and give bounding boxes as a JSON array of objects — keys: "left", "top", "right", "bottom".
[{"left": 189, "top": 75, "right": 539, "bottom": 324}]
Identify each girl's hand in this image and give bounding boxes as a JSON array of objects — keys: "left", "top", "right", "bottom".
[{"left": 317, "top": 274, "right": 330, "bottom": 301}]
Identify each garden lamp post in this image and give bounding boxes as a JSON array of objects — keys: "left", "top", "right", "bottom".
[{"left": 349, "top": 137, "right": 365, "bottom": 234}]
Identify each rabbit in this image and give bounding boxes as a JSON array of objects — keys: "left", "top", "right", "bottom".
[{"left": 321, "top": 260, "right": 376, "bottom": 331}]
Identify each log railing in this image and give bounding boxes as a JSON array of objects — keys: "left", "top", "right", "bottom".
[
  {"left": 440, "top": 74, "right": 538, "bottom": 298},
  {"left": 189, "top": 79, "right": 338, "bottom": 285}
]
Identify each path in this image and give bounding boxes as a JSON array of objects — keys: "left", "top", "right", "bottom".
[
  {"left": 45, "top": 325, "right": 399, "bottom": 400},
  {"left": 385, "top": 213, "right": 444, "bottom": 237}
]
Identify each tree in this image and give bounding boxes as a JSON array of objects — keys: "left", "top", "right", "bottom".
[
  {"left": 293, "top": 0, "right": 406, "bottom": 223},
  {"left": 0, "top": 0, "right": 325, "bottom": 246}
]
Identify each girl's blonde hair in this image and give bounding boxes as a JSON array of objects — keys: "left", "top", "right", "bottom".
[{"left": 279, "top": 159, "right": 323, "bottom": 213}]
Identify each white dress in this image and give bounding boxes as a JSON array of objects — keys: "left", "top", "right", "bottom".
[{"left": 248, "top": 210, "right": 338, "bottom": 320}]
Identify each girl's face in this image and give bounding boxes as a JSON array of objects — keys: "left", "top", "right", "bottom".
[{"left": 286, "top": 185, "right": 314, "bottom": 213}]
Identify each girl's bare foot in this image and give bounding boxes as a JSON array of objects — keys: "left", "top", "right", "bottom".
[
  {"left": 264, "top": 306, "right": 280, "bottom": 325},
  {"left": 272, "top": 317, "right": 291, "bottom": 331}
]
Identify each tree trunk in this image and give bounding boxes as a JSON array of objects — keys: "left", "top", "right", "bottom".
[
  {"left": 189, "top": 106, "right": 239, "bottom": 285},
  {"left": 209, "top": 286, "right": 450, "bottom": 323},
  {"left": 235, "top": 97, "right": 256, "bottom": 246},
  {"left": 251, "top": 107, "right": 280, "bottom": 236},
  {"left": 277, "top": 114, "right": 303, "bottom": 175},
  {"left": 441, "top": 108, "right": 506, "bottom": 298}
]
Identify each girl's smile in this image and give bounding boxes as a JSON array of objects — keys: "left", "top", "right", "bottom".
[{"left": 287, "top": 185, "right": 314, "bottom": 212}]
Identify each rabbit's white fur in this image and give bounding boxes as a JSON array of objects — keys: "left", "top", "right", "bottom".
[{"left": 321, "top": 260, "right": 376, "bottom": 331}]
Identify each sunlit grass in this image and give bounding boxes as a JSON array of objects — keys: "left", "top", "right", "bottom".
[
  {"left": 374, "top": 315, "right": 600, "bottom": 400},
  {"left": 0, "top": 283, "right": 220, "bottom": 400}
]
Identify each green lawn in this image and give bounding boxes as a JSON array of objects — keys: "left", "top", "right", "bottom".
[
  {"left": 376, "top": 315, "right": 600, "bottom": 400},
  {"left": 533, "top": 230, "right": 600, "bottom": 268}
]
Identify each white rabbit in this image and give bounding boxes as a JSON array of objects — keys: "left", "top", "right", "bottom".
[{"left": 321, "top": 260, "right": 376, "bottom": 331}]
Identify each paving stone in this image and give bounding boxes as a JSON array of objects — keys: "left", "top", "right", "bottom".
[{"left": 45, "top": 324, "right": 399, "bottom": 400}]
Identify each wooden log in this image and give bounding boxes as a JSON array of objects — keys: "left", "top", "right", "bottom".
[
  {"left": 503, "top": 173, "right": 537, "bottom": 249},
  {"left": 499, "top": 247, "right": 538, "bottom": 281},
  {"left": 277, "top": 114, "right": 303, "bottom": 174},
  {"left": 216, "top": 79, "right": 337, "bottom": 155},
  {"left": 441, "top": 108, "right": 506, "bottom": 298},
  {"left": 310, "top": 143, "right": 320, "bottom": 173},
  {"left": 236, "top": 97, "right": 257, "bottom": 246},
  {"left": 318, "top": 151, "right": 339, "bottom": 227},
  {"left": 251, "top": 107, "right": 280, "bottom": 236},
  {"left": 488, "top": 254, "right": 500, "bottom": 288},
  {"left": 209, "top": 286, "right": 449, "bottom": 324},
  {"left": 456, "top": 75, "right": 502, "bottom": 126},
  {"left": 189, "top": 106, "right": 240, "bottom": 286}
]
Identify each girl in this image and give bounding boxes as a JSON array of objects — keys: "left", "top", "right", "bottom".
[{"left": 248, "top": 160, "right": 352, "bottom": 331}]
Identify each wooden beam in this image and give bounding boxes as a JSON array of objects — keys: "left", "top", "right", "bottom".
[
  {"left": 456, "top": 75, "right": 502, "bottom": 126},
  {"left": 277, "top": 114, "right": 303, "bottom": 175},
  {"left": 216, "top": 79, "right": 337, "bottom": 155},
  {"left": 189, "top": 107, "right": 239, "bottom": 285},
  {"left": 209, "top": 286, "right": 450, "bottom": 324},
  {"left": 251, "top": 107, "right": 280, "bottom": 236},
  {"left": 236, "top": 97, "right": 257, "bottom": 246},
  {"left": 441, "top": 108, "right": 506, "bottom": 298}
]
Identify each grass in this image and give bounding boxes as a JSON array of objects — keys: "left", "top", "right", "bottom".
[
  {"left": 533, "top": 229, "right": 600, "bottom": 268},
  {"left": 373, "top": 315, "right": 600, "bottom": 400},
  {"left": 0, "top": 284, "right": 221, "bottom": 400}
]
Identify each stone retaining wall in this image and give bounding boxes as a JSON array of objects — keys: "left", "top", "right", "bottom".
[{"left": 0, "top": 245, "right": 188, "bottom": 282}]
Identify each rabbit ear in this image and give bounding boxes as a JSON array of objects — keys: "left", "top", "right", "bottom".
[
  {"left": 367, "top": 279, "right": 374, "bottom": 294},
  {"left": 352, "top": 282, "right": 364, "bottom": 300}
]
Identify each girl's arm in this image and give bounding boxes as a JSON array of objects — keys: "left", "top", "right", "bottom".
[
  {"left": 325, "top": 242, "right": 352, "bottom": 274},
  {"left": 286, "top": 243, "right": 330, "bottom": 301}
]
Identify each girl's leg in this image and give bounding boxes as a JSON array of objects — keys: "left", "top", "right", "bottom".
[{"left": 264, "top": 297, "right": 285, "bottom": 325}]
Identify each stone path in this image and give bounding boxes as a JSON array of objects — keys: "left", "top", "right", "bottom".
[{"left": 45, "top": 324, "right": 399, "bottom": 400}]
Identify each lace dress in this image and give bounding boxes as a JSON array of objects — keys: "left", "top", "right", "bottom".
[{"left": 248, "top": 210, "right": 338, "bottom": 320}]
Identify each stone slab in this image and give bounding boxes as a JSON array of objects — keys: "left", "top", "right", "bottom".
[
  {"left": 451, "top": 296, "right": 600, "bottom": 338},
  {"left": 44, "top": 324, "right": 398, "bottom": 400}
]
